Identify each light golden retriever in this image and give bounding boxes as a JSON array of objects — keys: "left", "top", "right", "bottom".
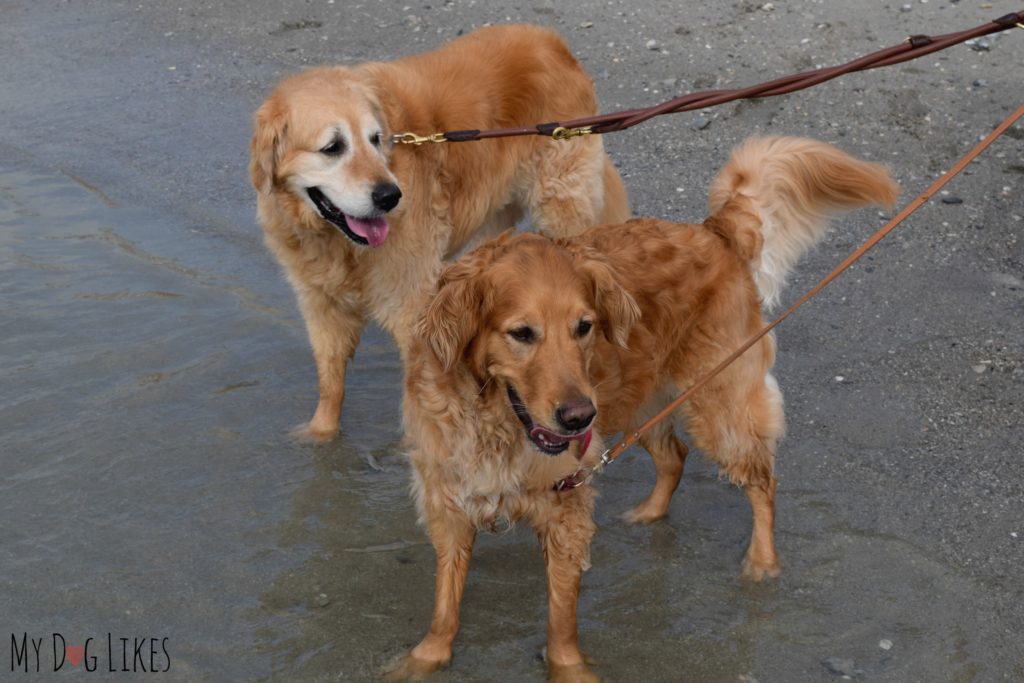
[
  {"left": 249, "top": 25, "right": 629, "bottom": 442},
  {"left": 393, "top": 137, "right": 898, "bottom": 681}
]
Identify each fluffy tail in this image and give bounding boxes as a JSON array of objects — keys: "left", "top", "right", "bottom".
[{"left": 707, "top": 136, "right": 899, "bottom": 308}]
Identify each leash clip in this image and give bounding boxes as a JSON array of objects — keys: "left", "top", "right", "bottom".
[
  {"left": 552, "top": 448, "right": 613, "bottom": 492},
  {"left": 392, "top": 132, "right": 448, "bottom": 145},
  {"left": 551, "top": 125, "right": 593, "bottom": 141}
]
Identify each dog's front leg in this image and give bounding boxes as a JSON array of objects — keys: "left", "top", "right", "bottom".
[
  {"left": 385, "top": 501, "right": 476, "bottom": 679},
  {"left": 530, "top": 489, "right": 598, "bottom": 683},
  {"left": 292, "top": 287, "right": 365, "bottom": 443}
]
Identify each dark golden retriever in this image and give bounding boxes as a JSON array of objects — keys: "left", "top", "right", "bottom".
[
  {"left": 392, "top": 137, "right": 898, "bottom": 681},
  {"left": 250, "top": 25, "right": 628, "bottom": 442}
]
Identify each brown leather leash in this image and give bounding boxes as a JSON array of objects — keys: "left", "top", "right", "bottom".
[
  {"left": 394, "top": 12, "right": 1023, "bottom": 146},
  {"left": 553, "top": 102, "right": 1024, "bottom": 491}
]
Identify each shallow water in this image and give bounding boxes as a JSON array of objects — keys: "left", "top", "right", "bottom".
[{"left": 2, "top": 150, "right": 1018, "bottom": 682}]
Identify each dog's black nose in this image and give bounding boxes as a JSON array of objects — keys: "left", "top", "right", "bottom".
[
  {"left": 371, "top": 183, "right": 402, "bottom": 212},
  {"left": 555, "top": 398, "right": 596, "bottom": 432}
]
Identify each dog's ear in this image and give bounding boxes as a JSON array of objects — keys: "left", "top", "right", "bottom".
[
  {"left": 360, "top": 77, "right": 393, "bottom": 149},
  {"left": 250, "top": 96, "right": 288, "bottom": 195},
  {"left": 575, "top": 249, "right": 641, "bottom": 348},
  {"left": 417, "top": 239, "right": 505, "bottom": 371}
]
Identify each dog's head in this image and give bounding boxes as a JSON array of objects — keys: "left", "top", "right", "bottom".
[
  {"left": 418, "top": 232, "right": 640, "bottom": 455},
  {"left": 250, "top": 66, "right": 400, "bottom": 247}
]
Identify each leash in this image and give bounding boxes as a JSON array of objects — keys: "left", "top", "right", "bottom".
[
  {"left": 394, "top": 12, "right": 1023, "bottom": 146},
  {"left": 553, "top": 102, "right": 1024, "bottom": 492}
]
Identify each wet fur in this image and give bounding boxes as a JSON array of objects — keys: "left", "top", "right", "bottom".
[
  {"left": 394, "top": 137, "right": 898, "bottom": 681},
  {"left": 250, "top": 25, "right": 629, "bottom": 442}
]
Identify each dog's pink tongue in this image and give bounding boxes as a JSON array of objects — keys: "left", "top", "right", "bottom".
[{"left": 345, "top": 215, "right": 389, "bottom": 247}]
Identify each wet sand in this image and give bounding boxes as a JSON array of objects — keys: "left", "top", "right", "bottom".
[{"left": 1, "top": 1, "right": 1022, "bottom": 681}]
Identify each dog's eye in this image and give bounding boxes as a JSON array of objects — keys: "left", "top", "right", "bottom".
[
  {"left": 576, "top": 320, "right": 593, "bottom": 338},
  {"left": 320, "top": 139, "right": 346, "bottom": 156},
  {"left": 508, "top": 326, "right": 536, "bottom": 344},
  {"left": 369, "top": 132, "right": 382, "bottom": 147}
]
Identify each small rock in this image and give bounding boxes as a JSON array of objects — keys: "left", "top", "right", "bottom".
[
  {"left": 761, "top": 2, "right": 775, "bottom": 10},
  {"left": 646, "top": 39, "right": 659, "bottom": 50},
  {"left": 690, "top": 115, "right": 711, "bottom": 130},
  {"left": 580, "top": 21, "right": 593, "bottom": 29},
  {"left": 313, "top": 593, "right": 330, "bottom": 608},
  {"left": 900, "top": 4, "right": 912, "bottom": 11},
  {"left": 941, "top": 196, "right": 963, "bottom": 205},
  {"left": 822, "top": 657, "right": 857, "bottom": 677},
  {"left": 972, "top": 363, "right": 989, "bottom": 374},
  {"left": 879, "top": 639, "right": 893, "bottom": 650},
  {"left": 973, "top": 78, "right": 988, "bottom": 87},
  {"left": 662, "top": 77, "right": 678, "bottom": 89}
]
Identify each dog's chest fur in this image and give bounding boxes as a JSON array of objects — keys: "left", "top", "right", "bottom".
[{"left": 405, "top": 359, "right": 579, "bottom": 529}]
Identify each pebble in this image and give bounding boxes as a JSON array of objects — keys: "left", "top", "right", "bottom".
[
  {"left": 941, "top": 196, "right": 964, "bottom": 205},
  {"left": 900, "top": 4, "right": 912, "bottom": 11},
  {"left": 973, "top": 79, "right": 988, "bottom": 88},
  {"left": 690, "top": 115, "right": 711, "bottom": 130},
  {"left": 646, "top": 39, "right": 659, "bottom": 50},
  {"left": 313, "top": 593, "right": 330, "bottom": 608},
  {"left": 580, "top": 21, "right": 593, "bottom": 29},
  {"left": 972, "top": 363, "right": 989, "bottom": 374},
  {"left": 879, "top": 639, "right": 893, "bottom": 650},
  {"left": 822, "top": 657, "right": 858, "bottom": 677}
]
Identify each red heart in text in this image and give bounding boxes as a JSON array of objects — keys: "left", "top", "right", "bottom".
[{"left": 66, "top": 645, "right": 84, "bottom": 667}]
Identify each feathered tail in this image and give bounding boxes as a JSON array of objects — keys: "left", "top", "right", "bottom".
[{"left": 707, "top": 136, "right": 899, "bottom": 308}]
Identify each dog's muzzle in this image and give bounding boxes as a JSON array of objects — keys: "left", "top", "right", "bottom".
[
  {"left": 506, "top": 384, "right": 593, "bottom": 457},
  {"left": 306, "top": 186, "right": 391, "bottom": 247}
]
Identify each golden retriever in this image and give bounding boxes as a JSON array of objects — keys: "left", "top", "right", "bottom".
[
  {"left": 249, "top": 25, "right": 629, "bottom": 442},
  {"left": 393, "top": 137, "right": 898, "bottom": 681}
]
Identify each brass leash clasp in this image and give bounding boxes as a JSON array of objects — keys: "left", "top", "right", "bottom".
[
  {"left": 391, "top": 132, "right": 448, "bottom": 146},
  {"left": 551, "top": 125, "right": 594, "bottom": 141}
]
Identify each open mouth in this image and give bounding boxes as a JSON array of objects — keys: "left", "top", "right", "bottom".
[
  {"left": 506, "top": 384, "right": 591, "bottom": 457},
  {"left": 306, "top": 187, "right": 389, "bottom": 247}
]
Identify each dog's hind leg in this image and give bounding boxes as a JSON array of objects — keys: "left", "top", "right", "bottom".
[
  {"left": 526, "top": 137, "right": 629, "bottom": 238},
  {"left": 623, "top": 422, "right": 689, "bottom": 524},
  {"left": 682, "top": 365, "right": 785, "bottom": 582},
  {"left": 526, "top": 488, "right": 598, "bottom": 683},
  {"left": 740, "top": 475, "right": 779, "bottom": 582},
  {"left": 598, "top": 155, "right": 630, "bottom": 225},
  {"left": 385, "top": 502, "right": 476, "bottom": 679}
]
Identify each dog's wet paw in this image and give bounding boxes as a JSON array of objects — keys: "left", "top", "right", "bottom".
[
  {"left": 289, "top": 420, "right": 337, "bottom": 444},
  {"left": 548, "top": 660, "right": 600, "bottom": 683},
  {"left": 740, "top": 555, "right": 781, "bottom": 582},
  {"left": 621, "top": 502, "right": 668, "bottom": 525},
  {"left": 381, "top": 651, "right": 448, "bottom": 681}
]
